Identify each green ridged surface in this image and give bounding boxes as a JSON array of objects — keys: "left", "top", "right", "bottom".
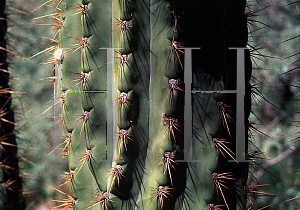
[{"left": 56, "top": 0, "right": 251, "bottom": 209}]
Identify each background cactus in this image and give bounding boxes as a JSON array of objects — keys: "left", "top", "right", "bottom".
[{"left": 0, "top": 0, "right": 25, "bottom": 209}]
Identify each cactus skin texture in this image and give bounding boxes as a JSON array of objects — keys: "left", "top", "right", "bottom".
[
  {"left": 0, "top": 1, "right": 25, "bottom": 209},
  {"left": 52, "top": 0, "right": 251, "bottom": 209}
]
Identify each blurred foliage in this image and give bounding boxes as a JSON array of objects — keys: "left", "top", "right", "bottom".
[{"left": 4, "top": 0, "right": 300, "bottom": 209}]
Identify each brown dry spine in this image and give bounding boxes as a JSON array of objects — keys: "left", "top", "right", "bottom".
[
  {"left": 31, "top": 0, "right": 65, "bottom": 13},
  {"left": 162, "top": 113, "right": 180, "bottom": 143},
  {"left": 164, "top": 79, "right": 184, "bottom": 103},
  {"left": 69, "top": 72, "right": 89, "bottom": 92},
  {"left": 59, "top": 170, "right": 74, "bottom": 190},
  {"left": 212, "top": 138, "right": 237, "bottom": 163},
  {"left": 34, "top": 92, "right": 65, "bottom": 120},
  {"left": 114, "top": 92, "right": 132, "bottom": 108},
  {"left": 65, "top": 36, "right": 89, "bottom": 64},
  {"left": 0, "top": 133, "right": 17, "bottom": 152},
  {"left": 0, "top": 96, "right": 14, "bottom": 125},
  {"left": 47, "top": 147, "right": 68, "bottom": 164},
  {"left": 84, "top": 191, "right": 113, "bottom": 210},
  {"left": 216, "top": 101, "right": 233, "bottom": 136},
  {"left": 46, "top": 132, "right": 71, "bottom": 157},
  {"left": 106, "top": 164, "right": 126, "bottom": 193},
  {"left": 0, "top": 157, "right": 14, "bottom": 175},
  {"left": 149, "top": 186, "right": 174, "bottom": 210},
  {"left": 244, "top": 184, "right": 277, "bottom": 209},
  {"left": 2, "top": 179, "right": 16, "bottom": 192},
  {"left": 74, "top": 149, "right": 92, "bottom": 177},
  {"left": 114, "top": 50, "right": 131, "bottom": 72},
  {"left": 158, "top": 151, "right": 178, "bottom": 186},
  {"left": 212, "top": 172, "right": 236, "bottom": 210},
  {"left": 113, "top": 18, "right": 132, "bottom": 45},
  {"left": 165, "top": 39, "right": 185, "bottom": 69},
  {"left": 35, "top": 15, "right": 64, "bottom": 39},
  {"left": 71, "top": 3, "right": 88, "bottom": 25},
  {"left": 50, "top": 186, "right": 76, "bottom": 210},
  {"left": 115, "top": 129, "right": 133, "bottom": 159},
  {"left": 71, "top": 110, "right": 90, "bottom": 136}
]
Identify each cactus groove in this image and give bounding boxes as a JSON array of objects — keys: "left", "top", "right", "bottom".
[{"left": 37, "top": 0, "right": 253, "bottom": 209}]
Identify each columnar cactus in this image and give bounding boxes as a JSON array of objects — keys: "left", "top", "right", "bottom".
[{"left": 35, "top": 0, "right": 252, "bottom": 209}]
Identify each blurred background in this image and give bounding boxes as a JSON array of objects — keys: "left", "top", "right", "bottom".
[
  {"left": 5, "top": 0, "right": 300, "bottom": 209},
  {"left": 6, "top": 0, "right": 67, "bottom": 209}
]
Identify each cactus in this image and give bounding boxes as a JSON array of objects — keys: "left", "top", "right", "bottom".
[
  {"left": 0, "top": 0, "right": 25, "bottom": 209},
  {"left": 34, "top": 0, "right": 253, "bottom": 209}
]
